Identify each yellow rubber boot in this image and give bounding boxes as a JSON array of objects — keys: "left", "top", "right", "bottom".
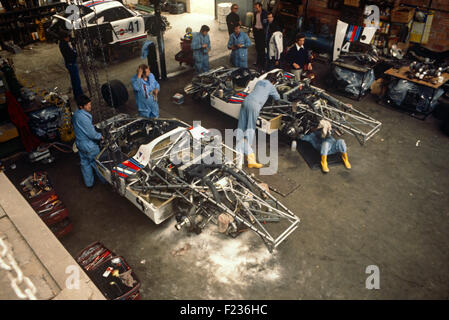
[
  {"left": 247, "top": 153, "right": 263, "bottom": 169},
  {"left": 321, "top": 155, "right": 329, "bottom": 173},
  {"left": 342, "top": 152, "right": 351, "bottom": 169}
]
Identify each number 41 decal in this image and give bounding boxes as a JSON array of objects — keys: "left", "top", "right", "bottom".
[{"left": 128, "top": 21, "right": 139, "bottom": 33}]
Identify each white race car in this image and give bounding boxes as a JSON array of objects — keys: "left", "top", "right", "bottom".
[
  {"left": 47, "top": 0, "right": 159, "bottom": 46},
  {"left": 94, "top": 114, "right": 300, "bottom": 252},
  {"left": 184, "top": 67, "right": 382, "bottom": 144}
]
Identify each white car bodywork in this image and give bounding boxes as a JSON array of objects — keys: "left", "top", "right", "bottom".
[
  {"left": 209, "top": 68, "right": 289, "bottom": 134},
  {"left": 53, "top": 0, "right": 148, "bottom": 45}
]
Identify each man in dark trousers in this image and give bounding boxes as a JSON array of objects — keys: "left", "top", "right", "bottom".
[
  {"left": 141, "top": 40, "right": 160, "bottom": 80},
  {"left": 265, "top": 11, "right": 281, "bottom": 69},
  {"left": 226, "top": 3, "right": 241, "bottom": 36},
  {"left": 59, "top": 31, "right": 83, "bottom": 99},
  {"left": 286, "top": 33, "right": 312, "bottom": 81},
  {"left": 252, "top": 2, "right": 268, "bottom": 70}
]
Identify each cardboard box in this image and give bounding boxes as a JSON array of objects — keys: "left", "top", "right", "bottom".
[
  {"left": 370, "top": 78, "right": 387, "bottom": 97},
  {"left": 391, "top": 7, "right": 415, "bottom": 23},
  {"left": 0, "top": 123, "right": 19, "bottom": 143},
  {"left": 256, "top": 115, "right": 282, "bottom": 135},
  {"left": 409, "top": 11, "right": 434, "bottom": 44}
]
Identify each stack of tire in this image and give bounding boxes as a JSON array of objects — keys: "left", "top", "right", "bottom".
[{"left": 217, "top": 2, "right": 232, "bottom": 32}]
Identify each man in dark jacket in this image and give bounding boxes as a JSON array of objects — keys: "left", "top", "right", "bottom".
[
  {"left": 59, "top": 31, "right": 83, "bottom": 99},
  {"left": 226, "top": 3, "right": 241, "bottom": 35},
  {"left": 265, "top": 11, "right": 281, "bottom": 69},
  {"left": 286, "top": 33, "right": 312, "bottom": 80},
  {"left": 252, "top": 2, "right": 268, "bottom": 69}
]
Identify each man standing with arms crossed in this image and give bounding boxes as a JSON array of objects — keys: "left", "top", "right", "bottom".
[{"left": 226, "top": 3, "right": 241, "bottom": 36}]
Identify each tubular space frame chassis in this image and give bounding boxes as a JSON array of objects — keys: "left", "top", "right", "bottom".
[
  {"left": 268, "top": 84, "right": 382, "bottom": 145},
  {"left": 184, "top": 67, "right": 382, "bottom": 145},
  {"left": 95, "top": 115, "right": 300, "bottom": 252}
]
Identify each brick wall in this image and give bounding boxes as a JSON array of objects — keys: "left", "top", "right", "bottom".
[
  {"left": 399, "top": 0, "right": 449, "bottom": 51},
  {"left": 305, "top": 0, "right": 449, "bottom": 51},
  {"left": 306, "top": 0, "right": 341, "bottom": 32}
]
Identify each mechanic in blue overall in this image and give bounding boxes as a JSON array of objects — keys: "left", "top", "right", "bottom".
[
  {"left": 131, "top": 64, "right": 160, "bottom": 118},
  {"left": 59, "top": 31, "right": 83, "bottom": 99},
  {"left": 227, "top": 25, "right": 252, "bottom": 68},
  {"left": 191, "top": 25, "right": 211, "bottom": 74},
  {"left": 301, "top": 119, "right": 351, "bottom": 173},
  {"left": 236, "top": 73, "right": 280, "bottom": 168},
  {"left": 72, "top": 95, "right": 105, "bottom": 188}
]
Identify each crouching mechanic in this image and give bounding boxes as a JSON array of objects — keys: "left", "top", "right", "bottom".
[
  {"left": 72, "top": 94, "right": 106, "bottom": 188},
  {"left": 131, "top": 64, "right": 160, "bottom": 118},
  {"left": 300, "top": 119, "right": 351, "bottom": 173},
  {"left": 236, "top": 72, "right": 280, "bottom": 168}
]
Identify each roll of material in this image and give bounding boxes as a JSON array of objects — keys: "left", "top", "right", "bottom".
[
  {"left": 217, "top": 2, "right": 232, "bottom": 15},
  {"left": 245, "top": 12, "right": 254, "bottom": 27},
  {"left": 218, "top": 14, "right": 227, "bottom": 24}
]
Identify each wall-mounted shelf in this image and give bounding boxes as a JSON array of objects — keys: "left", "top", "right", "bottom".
[{"left": 0, "top": 2, "right": 66, "bottom": 46}]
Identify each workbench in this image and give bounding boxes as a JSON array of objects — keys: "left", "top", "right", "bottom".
[
  {"left": 385, "top": 66, "right": 449, "bottom": 89},
  {"left": 384, "top": 66, "right": 449, "bottom": 119}
]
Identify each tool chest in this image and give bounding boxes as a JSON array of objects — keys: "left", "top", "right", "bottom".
[
  {"left": 19, "top": 171, "right": 73, "bottom": 238},
  {"left": 76, "top": 242, "right": 141, "bottom": 300}
]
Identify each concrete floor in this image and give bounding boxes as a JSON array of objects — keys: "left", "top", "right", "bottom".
[{"left": 2, "top": 14, "right": 449, "bottom": 299}]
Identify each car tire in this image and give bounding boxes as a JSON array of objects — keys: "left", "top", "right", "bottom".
[{"left": 101, "top": 80, "right": 129, "bottom": 108}]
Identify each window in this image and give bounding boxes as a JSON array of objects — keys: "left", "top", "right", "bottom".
[
  {"left": 114, "top": 7, "right": 133, "bottom": 20},
  {"left": 102, "top": 9, "right": 119, "bottom": 22}
]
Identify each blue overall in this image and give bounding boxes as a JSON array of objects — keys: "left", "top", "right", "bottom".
[
  {"left": 191, "top": 32, "right": 211, "bottom": 74},
  {"left": 72, "top": 109, "right": 105, "bottom": 187},
  {"left": 236, "top": 80, "right": 280, "bottom": 155},
  {"left": 131, "top": 73, "right": 160, "bottom": 118},
  {"left": 227, "top": 31, "right": 251, "bottom": 68},
  {"left": 301, "top": 131, "right": 347, "bottom": 156}
]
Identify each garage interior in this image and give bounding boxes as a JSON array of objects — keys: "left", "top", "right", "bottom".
[{"left": 0, "top": 0, "right": 449, "bottom": 301}]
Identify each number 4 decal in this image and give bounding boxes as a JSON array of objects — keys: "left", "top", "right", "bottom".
[
  {"left": 341, "top": 41, "right": 351, "bottom": 52},
  {"left": 128, "top": 21, "right": 139, "bottom": 33}
]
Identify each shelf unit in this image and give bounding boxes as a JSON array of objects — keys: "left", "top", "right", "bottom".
[
  {"left": 0, "top": 2, "right": 67, "bottom": 47},
  {"left": 276, "top": 0, "right": 303, "bottom": 31},
  {"left": 366, "top": 0, "right": 414, "bottom": 54}
]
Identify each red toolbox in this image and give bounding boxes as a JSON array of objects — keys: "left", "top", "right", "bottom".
[
  {"left": 76, "top": 242, "right": 141, "bottom": 300},
  {"left": 39, "top": 206, "right": 69, "bottom": 226},
  {"left": 29, "top": 193, "right": 58, "bottom": 210},
  {"left": 49, "top": 217, "right": 73, "bottom": 239},
  {"left": 76, "top": 241, "right": 115, "bottom": 271},
  {"left": 20, "top": 172, "right": 55, "bottom": 201},
  {"left": 20, "top": 172, "right": 73, "bottom": 238}
]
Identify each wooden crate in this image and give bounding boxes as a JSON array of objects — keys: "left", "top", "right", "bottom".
[
  {"left": 391, "top": 7, "right": 415, "bottom": 23},
  {"left": 344, "top": 0, "right": 360, "bottom": 7}
]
